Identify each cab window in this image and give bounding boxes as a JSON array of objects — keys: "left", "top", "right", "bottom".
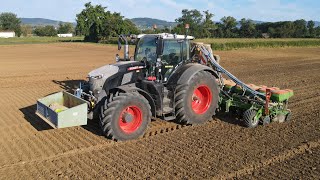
[
  {"left": 162, "top": 40, "right": 189, "bottom": 65},
  {"left": 135, "top": 36, "right": 157, "bottom": 63}
]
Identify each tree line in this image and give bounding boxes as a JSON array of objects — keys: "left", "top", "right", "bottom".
[
  {"left": 75, "top": 4, "right": 320, "bottom": 41},
  {"left": 1, "top": 5, "right": 320, "bottom": 40},
  {"left": 172, "top": 9, "right": 320, "bottom": 38},
  {"left": 0, "top": 12, "right": 74, "bottom": 37},
  {"left": 33, "top": 23, "right": 74, "bottom": 36}
]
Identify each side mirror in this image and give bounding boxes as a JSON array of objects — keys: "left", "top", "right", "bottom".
[{"left": 156, "top": 39, "right": 163, "bottom": 56}]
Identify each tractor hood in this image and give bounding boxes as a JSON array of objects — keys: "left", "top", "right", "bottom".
[
  {"left": 88, "top": 64, "right": 119, "bottom": 78},
  {"left": 88, "top": 64, "right": 120, "bottom": 93},
  {"left": 88, "top": 61, "right": 140, "bottom": 78},
  {"left": 88, "top": 61, "right": 143, "bottom": 95}
]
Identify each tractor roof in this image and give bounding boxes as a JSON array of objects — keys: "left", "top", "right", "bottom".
[{"left": 137, "top": 33, "right": 194, "bottom": 40}]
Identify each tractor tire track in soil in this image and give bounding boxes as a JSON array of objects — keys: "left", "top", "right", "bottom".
[{"left": 0, "top": 44, "right": 319, "bottom": 179}]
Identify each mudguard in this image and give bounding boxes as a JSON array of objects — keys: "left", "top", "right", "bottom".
[
  {"left": 111, "top": 84, "right": 157, "bottom": 117},
  {"left": 167, "top": 63, "right": 219, "bottom": 85}
]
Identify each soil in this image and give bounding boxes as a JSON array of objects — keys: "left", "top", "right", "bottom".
[{"left": 0, "top": 43, "right": 319, "bottom": 179}]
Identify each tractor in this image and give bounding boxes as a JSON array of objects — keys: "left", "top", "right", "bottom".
[{"left": 36, "top": 32, "right": 293, "bottom": 141}]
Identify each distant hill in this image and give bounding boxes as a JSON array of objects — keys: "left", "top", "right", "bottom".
[
  {"left": 20, "top": 17, "right": 177, "bottom": 29},
  {"left": 130, "top": 18, "right": 178, "bottom": 29},
  {"left": 20, "top": 18, "right": 75, "bottom": 27},
  {"left": 252, "top": 20, "right": 265, "bottom": 24},
  {"left": 20, "top": 17, "right": 320, "bottom": 29},
  {"left": 252, "top": 20, "right": 320, "bottom": 27}
]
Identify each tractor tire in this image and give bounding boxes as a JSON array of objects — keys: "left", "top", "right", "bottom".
[
  {"left": 243, "top": 109, "right": 259, "bottom": 128},
  {"left": 175, "top": 71, "right": 219, "bottom": 124},
  {"left": 99, "top": 92, "right": 151, "bottom": 141}
]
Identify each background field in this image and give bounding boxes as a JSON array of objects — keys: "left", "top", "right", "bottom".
[
  {"left": 196, "top": 38, "right": 320, "bottom": 50},
  {"left": 0, "top": 36, "right": 84, "bottom": 45},
  {"left": 1, "top": 37, "right": 320, "bottom": 50},
  {"left": 0, "top": 43, "right": 319, "bottom": 179}
]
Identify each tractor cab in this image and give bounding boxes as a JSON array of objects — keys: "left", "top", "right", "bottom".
[
  {"left": 118, "top": 33, "right": 194, "bottom": 82},
  {"left": 134, "top": 34, "right": 194, "bottom": 82}
]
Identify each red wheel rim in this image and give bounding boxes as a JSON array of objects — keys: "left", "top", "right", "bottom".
[
  {"left": 192, "top": 85, "right": 212, "bottom": 114},
  {"left": 119, "top": 106, "right": 142, "bottom": 134}
]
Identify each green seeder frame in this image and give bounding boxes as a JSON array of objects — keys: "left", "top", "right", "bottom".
[{"left": 219, "top": 89, "right": 292, "bottom": 122}]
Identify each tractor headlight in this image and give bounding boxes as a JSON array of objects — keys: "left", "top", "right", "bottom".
[{"left": 91, "top": 75, "right": 103, "bottom": 79}]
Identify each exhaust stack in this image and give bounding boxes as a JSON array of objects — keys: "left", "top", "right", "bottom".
[{"left": 118, "top": 35, "right": 129, "bottom": 61}]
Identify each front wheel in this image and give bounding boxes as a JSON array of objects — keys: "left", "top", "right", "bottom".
[{"left": 99, "top": 92, "right": 151, "bottom": 141}]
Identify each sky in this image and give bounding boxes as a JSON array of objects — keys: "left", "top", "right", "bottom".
[{"left": 0, "top": 0, "right": 319, "bottom": 22}]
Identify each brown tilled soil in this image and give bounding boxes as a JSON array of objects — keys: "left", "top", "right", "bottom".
[{"left": 0, "top": 43, "right": 319, "bottom": 179}]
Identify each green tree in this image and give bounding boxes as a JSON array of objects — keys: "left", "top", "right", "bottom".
[
  {"left": 214, "top": 23, "right": 225, "bottom": 38},
  {"left": 34, "top": 26, "right": 57, "bottom": 36},
  {"left": 307, "top": 20, "right": 315, "bottom": 37},
  {"left": 173, "top": 9, "right": 203, "bottom": 38},
  {"left": 20, "top": 25, "right": 33, "bottom": 37},
  {"left": 267, "top": 27, "right": 276, "bottom": 37},
  {"left": 173, "top": 9, "right": 217, "bottom": 38},
  {"left": 293, "top": 19, "right": 307, "bottom": 37},
  {"left": 257, "top": 21, "right": 308, "bottom": 38},
  {"left": 239, "top": 18, "right": 257, "bottom": 38},
  {"left": 101, "top": 13, "right": 139, "bottom": 38},
  {"left": 271, "top": 21, "right": 295, "bottom": 38},
  {"left": 0, "top": 12, "right": 21, "bottom": 36},
  {"left": 164, "top": 26, "right": 170, "bottom": 32},
  {"left": 58, "top": 22, "right": 74, "bottom": 34},
  {"left": 220, "top": 16, "right": 238, "bottom": 38},
  {"left": 76, "top": 2, "right": 109, "bottom": 38},
  {"left": 76, "top": 2, "right": 139, "bottom": 42},
  {"left": 202, "top": 10, "right": 216, "bottom": 38},
  {"left": 315, "top": 26, "right": 320, "bottom": 37}
]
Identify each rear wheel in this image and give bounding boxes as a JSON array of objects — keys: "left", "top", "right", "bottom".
[
  {"left": 99, "top": 92, "right": 151, "bottom": 141},
  {"left": 243, "top": 109, "right": 259, "bottom": 128},
  {"left": 175, "top": 71, "right": 219, "bottom": 124}
]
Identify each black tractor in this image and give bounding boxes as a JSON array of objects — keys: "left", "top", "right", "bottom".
[{"left": 76, "top": 33, "right": 220, "bottom": 140}]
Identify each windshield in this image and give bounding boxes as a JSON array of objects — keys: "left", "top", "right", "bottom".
[
  {"left": 134, "top": 36, "right": 157, "bottom": 63},
  {"left": 162, "top": 40, "right": 189, "bottom": 65}
]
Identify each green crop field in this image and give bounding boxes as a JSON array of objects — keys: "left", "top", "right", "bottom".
[
  {"left": 0, "top": 36, "right": 84, "bottom": 45},
  {"left": 1, "top": 36, "right": 320, "bottom": 50},
  {"left": 196, "top": 38, "right": 320, "bottom": 50}
]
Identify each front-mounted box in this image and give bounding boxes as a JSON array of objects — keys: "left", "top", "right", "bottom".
[{"left": 36, "top": 91, "right": 88, "bottom": 129}]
